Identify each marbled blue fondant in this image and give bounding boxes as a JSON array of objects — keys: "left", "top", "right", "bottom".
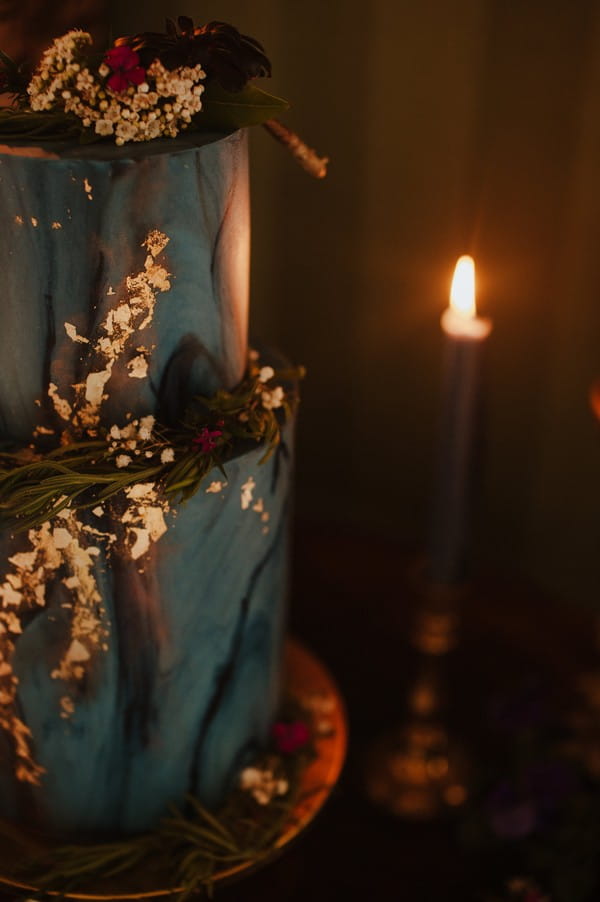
[
  {"left": 0, "top": 134, "right": 293, "bottom": 837},
  {"left": 0, "top": 130, "right": 249, "bottom": 441},
  {"left": 1, "top": 435, "right": 292, "bottom": 835}
]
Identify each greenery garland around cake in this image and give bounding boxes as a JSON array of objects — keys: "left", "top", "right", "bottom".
[
  {"left": 0, "top": 15, "right": 289, "bottom": 145},
  {"left": 0, "top": 696, "right": 335, "bottom": 899},
  {"left": 0, "top": 351, "right": 303, "bottom": 533}
]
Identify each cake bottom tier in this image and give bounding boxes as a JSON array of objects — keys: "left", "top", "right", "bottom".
[{"left": 0, "top": 425, "right": 293, "bottom": 837}]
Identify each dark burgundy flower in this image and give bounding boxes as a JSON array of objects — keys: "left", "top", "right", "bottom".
[
  {"left": 115, "top": 16, "right": 271, "bottom": 91},
  {"left": 188, "top": 20, "right": 271, "bottom": 92},
  {"left": 272, "top": 720, "right": 310, "bottom": 755},
  {"left": 192, "top": 427, "right": 223, "bottom": 454},
  {"left": 104, "top": 46, "right": 146, "bottom": 93}
]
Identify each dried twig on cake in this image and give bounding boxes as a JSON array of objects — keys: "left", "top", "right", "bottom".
[{"left": 263, "top": 118, "right": 328, "bottom": 179}]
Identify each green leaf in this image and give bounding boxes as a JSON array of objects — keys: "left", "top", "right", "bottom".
[
  {"left": 0, "top": 109, "right": 84, "bottom": 142},
  {"left": 197, "top": 83, "right": 290, "bottom": 131},
  {"left": 0, "top": 50, "right": 18, "bottom": 74}
]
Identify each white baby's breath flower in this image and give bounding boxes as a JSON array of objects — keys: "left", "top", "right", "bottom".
[
  {"left": 261, "top": 386, "right": 285, "bottom": 410},
  {"left": 115, "top": 120, "right": 137, "bottom": 142},
  {"left": 115, "top": 454, "right": 132, "bottom": 469},
  {"left": 160, "top": 448, "right": 175, "bottom": 464},
  {"left": 137, "top": 415, "right": 155, "bottom": 441},
  {"left": 258, "top": 366, "right": 275, "bottom": 383},
  {"left": 239, "top": 767, "right": 289, "bottom": 806},
  {"left": 95, "top": 119, "right": 114, "bottom": 136},
  {"left": 27, "top": 31, "right": 206, "bottom": 145}
]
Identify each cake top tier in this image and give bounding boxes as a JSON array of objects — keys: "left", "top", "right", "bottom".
[{"left": 0, "top": 15, "right": 289, "bottom": 153}]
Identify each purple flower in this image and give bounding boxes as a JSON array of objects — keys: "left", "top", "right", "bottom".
[
  {"left": 486, "top": 759, "right": 579, "bottom": 839},
  {"left": 487, "top": 781, "right": 537, "bottom": 839}
]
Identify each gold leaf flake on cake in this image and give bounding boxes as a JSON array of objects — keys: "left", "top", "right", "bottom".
[
  {"left": 47, "top": 510, "right": 109, "bottom": 686},
  {"left": 56, "top": 229, "right": 171, "bottom": 432},
  {"left": 60, "top": 696, "right": 75, "bottom": 719},
  {"left": 122, "top": 482, "right": 169, "bottom": 562},
  {"left": 0, "top": 231, "right": 175, "bottom": 776},
  {"left": 206, "top": 480, "right": 227, "bottom": 494},
  {"left": 127, "top": 354, "right": 149, "bottom": 379},
  {"left": 32, "top": 425, "right": 55, "bottom": 437},
  {"left": 143, "top": 229, "right": 169, "bottom": 258},
  {"left": 48, "top": 381, "right": 73, "bottom": 422},
  {"left": 241, "top": 477, "right": 256, "bottom": 510},
  {"left": 0, "top": 501, "right": 116, "bottom": 776},
  {"left": 64, "top": 322, "right": 89, "bottom": 344}
]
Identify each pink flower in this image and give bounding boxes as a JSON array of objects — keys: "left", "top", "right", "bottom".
[
  {"left": 271, "top": 720, "right": 311, "bottom": 755},
  {"left": 192, "top": 427, "right": 223, "bottom": 454},
  {"left": 103, "top": 46, "right": 146, "bottom": 93}
]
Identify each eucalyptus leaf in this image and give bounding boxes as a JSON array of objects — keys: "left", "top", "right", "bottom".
[{"left": 198, "top": 83, "right": 290, "bottom": 131}]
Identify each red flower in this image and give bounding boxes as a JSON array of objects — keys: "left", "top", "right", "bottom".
[
  {"left": 271, "top": 720, "right": 310, "bottom": 755},
  {"left": 192, "top": 427, "right": 223, "bottom": 454},
  {"left": 104, "top": 46, "right": 146, "bottom": 94}
]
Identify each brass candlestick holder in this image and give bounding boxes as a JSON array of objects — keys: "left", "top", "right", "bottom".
[{"left": 365, "top": 571, "right": 470, "bottom": 819}]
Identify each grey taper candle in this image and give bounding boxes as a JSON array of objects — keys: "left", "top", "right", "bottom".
[{"left": 427, "top": 256, "right": 492, "bottom": 585}]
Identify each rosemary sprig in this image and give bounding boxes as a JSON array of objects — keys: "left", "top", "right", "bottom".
[
  {"left": 0, "top": 362, "right": 303, "bottom": 532},
  {"left": 13, "top": 759, "right": 313, "bottom": 900},
  {"left": 0, "top": 109, "right": 85, "bottom": 141}
]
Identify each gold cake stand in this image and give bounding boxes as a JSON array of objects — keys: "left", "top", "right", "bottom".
[{"left": 0, "top": 639, "right": 347, "bottom": 900}]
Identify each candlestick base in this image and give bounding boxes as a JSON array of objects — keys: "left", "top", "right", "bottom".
[
  {"left": 364, "top": 564, "right": 470, "bottom": 819},
  {"left": 364, "top": 720, "right": 469, "bottom": 820}
]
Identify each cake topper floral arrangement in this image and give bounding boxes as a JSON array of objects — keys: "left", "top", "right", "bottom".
[{"left": 0, "top": 15, "right": 328, "bottom": 175}]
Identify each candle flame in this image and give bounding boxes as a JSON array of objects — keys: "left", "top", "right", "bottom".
[{"left": 450, "top": 255, "right": 476, "bottom": 318}]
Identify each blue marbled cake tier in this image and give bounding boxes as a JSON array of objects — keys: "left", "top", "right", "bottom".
[
  {"left": 0, "top": 435, "right": 292, "bottom": 835},
  {"left": 0, "top": 132, "right": 293, "bottom": 836},
  {"left": 0, "top": 130, "right": 249, "bottom": 441}
]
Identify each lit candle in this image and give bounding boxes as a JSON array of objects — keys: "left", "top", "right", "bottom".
[{"left": 427, "top": 255, "right": 492, "bottom": 585}]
